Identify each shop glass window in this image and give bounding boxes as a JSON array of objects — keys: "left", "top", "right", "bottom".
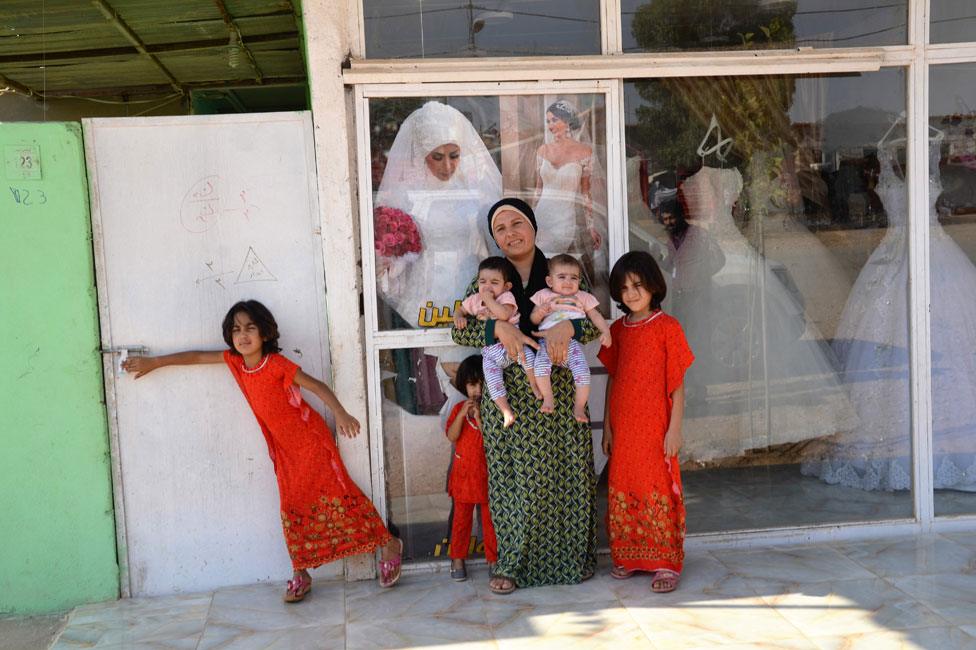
[
  {"left": 368, "top": 93, "right": 610, "bottom": 332},
  {"left": 623, "top": 69, "right": 912, "bottom": 532},
  {"left": 378, "top": 337, "right": 609, "bottom": 563},
  {"left": 929, "top": 64, "right": 976, "bottom": 517},
  {"left": 363, "top": 1, "right": 601, "bottom": 58},
  {"left": 931, "top": 1, "right": 976, "bottom": 44},
  {"left": 621, "top": 0, "right": 907, "bottom": 52}
]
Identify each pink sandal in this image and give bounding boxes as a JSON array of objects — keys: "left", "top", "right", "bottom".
[
  {"left": 651, "top": 569, "right": 679, "bottom": 593},
  {"left": 284, "top": 573, "right": 311, "bottom": 603},
  {"left": 378, "top": 538, "right": 403, "bottom": 588}
]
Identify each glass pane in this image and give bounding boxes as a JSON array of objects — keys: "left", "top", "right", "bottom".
[
  {"left": 930, "top": 64, "right": 976, "bottom": 516},
  {"left": 370, "top": 94, "right": 610, "bottom": 331},
  {"left": 380, "top": 345, "right": 608, "bottom": 563},
  {"left": 931, "top": 1, "right": 976, "bottom": 44},
  {"left": 623, "top": 69, "right": 912, "bottom": 532},
  {"left": 363, "top": 1, "right": 601, "bottom": 58},
  {"left": 621, "top": 0, "right": 907, "bottom": 52}
]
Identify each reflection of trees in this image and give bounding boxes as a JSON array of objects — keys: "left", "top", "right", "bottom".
[
  {"left": 632, "top": 0, "right": 796, "bottom": 52},
  {"left": 631, "top": 1, "right": 799, "bottom": 210}
]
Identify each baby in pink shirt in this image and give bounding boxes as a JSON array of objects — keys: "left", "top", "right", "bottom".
[
  {"left": 530, "top": 254, "right": 612, "bottom": 422},
  {"left": 454, "top": 257, "right": 539, "bottom": 428}
]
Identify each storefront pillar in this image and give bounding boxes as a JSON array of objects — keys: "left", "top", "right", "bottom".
[{"left": 302, "top": 0, "right": 375, "bottom": 580}]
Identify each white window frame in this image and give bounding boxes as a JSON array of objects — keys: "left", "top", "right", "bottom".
[
  {"left": 344, "top": 0, "right": 976, "bottom": 556},
  {"left": 354, "top": 80, "right": 625, "bottom": 543}
]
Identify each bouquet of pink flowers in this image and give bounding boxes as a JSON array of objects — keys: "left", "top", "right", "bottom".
[
  {"left": 373, "top": 206, "right": 422, "bottom": 294},
  {"left": 374, "top": 206, "right": 422, "bottom": 258}
]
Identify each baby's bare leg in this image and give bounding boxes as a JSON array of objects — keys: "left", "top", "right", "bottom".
[{"left": 522, "top": 346, "right": 542, "bottom": 400}]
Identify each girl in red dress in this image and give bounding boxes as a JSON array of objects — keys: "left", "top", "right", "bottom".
[
  {"left": 444, "top": 354, "right": 497, "bottom": 582},
  {"left": 122, "top": 300, "right": 403, "bottom": 602},
  {"left": 598, "top": 251, "right": 694, "bottom": 593}
]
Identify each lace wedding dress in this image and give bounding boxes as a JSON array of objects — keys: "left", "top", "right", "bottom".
[
  {"left": 802, "top": 142, "right": 976, "bottom": 491},
  {"left": 534, "top": 155, "right": 590, "bottom": 257},
  {"left": 676, "top": 166, "right": 855, "bottom": 461}
]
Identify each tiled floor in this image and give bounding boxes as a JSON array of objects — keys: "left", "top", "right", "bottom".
[{"left": 43, "top": 530, "right": 976, "bottom": 649}]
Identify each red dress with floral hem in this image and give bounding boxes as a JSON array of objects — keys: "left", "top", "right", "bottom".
[
  {"left": 598, "top": 312, "right": 694, "bottom": 574},
  {"left": 223, "top": 351, "right": 391, "bottom": 570}
]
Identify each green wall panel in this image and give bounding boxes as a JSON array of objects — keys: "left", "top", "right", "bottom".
[{"left": 0, "top": 122, "right": 118, "bottom": 614}]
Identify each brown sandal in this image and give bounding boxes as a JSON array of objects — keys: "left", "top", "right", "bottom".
[
  {"left": 488, "top": 575, "right": 516, "bottom": 595},
  {"left": 284, "top": 573, "right": 311, "bottom": 603}
]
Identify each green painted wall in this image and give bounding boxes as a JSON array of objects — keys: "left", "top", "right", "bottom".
[{"left": 0, "top": 122, "right": 119, "bottom": 614}]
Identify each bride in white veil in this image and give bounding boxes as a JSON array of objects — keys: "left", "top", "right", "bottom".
[{"left": 374, "top": 100, "right": 502, "bottom": 330}]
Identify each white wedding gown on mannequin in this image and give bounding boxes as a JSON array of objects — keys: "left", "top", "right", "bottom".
[
  {"left": 534, "top": 156, "right": 590, "bottom": 257},
  {"left": 802, "top": 142, "right": 976, "bottom": 491},
  {"left": 677, "top": 166, "right": 856, "bottom": 462}
]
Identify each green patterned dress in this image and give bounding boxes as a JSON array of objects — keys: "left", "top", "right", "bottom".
[{"left": 452, "top": 271, "right": 599, "bottom": 586}]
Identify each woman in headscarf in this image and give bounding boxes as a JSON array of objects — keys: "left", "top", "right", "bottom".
[{"left": 452, "top": 198, "right": 600, "bottom": 594}]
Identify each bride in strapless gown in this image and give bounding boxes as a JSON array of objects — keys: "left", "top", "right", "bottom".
[
  {"left": 535, "top": 155, "right": 591, "bottom": 255},
  {"left": 533, "top": 100, "right": 602, "bottom": 258},
  {"left": 676, "top": 164, "right": 856, "bottom": 462},
  {"left": 801, "top": 140, "right": 976, "bottom": 491}
]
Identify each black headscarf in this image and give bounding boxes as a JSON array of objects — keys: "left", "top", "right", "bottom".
[
  {"left": 486, "top": 197, "right": 537, "bottom": 240},
  {"left": 510, "top": 247, "right": 550, "bottom": 336}
]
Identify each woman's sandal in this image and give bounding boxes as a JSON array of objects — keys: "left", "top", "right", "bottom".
[
  {"left": 610, "top": 565, "right": 636, "bottom": 580},
  {"left": 650, "top": 569, "right": 679, "bottom": 593},
  {"left": 450, "top": 560, "right": 468, "bottom": 582},
  {"left": 283, "top": 573, "right": 311, "bottom": 603},
  {"left": 378, "top": 538, "right": 404, "bottom": 588},
  {"left": 488, "top": 575, "right": 516, "bottom": 595}
]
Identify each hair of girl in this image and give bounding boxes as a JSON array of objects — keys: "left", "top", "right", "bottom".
[
  {"left": 548, "top": 253, "right": 583, "bottom": 274},
  {"left": 609, "top": 251, "right": 668, "bottom": 313},
  {"left": 453, "top": 354, "right": 485, "bottom": 393},
  {"left": 221, "top": 299, "right": 282, "bottom": 355},
  {"left": 478, "top": 256, "right": 519, "bottom": 285},
  {"left": 547, "top": 100, "right": 581, "bottom": 131}
]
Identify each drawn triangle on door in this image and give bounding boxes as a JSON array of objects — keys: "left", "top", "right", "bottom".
[{"left": 235, "top": 246, "right": 278, "bottom": 284}]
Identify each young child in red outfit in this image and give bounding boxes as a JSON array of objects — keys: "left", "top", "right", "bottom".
[{"left": 444, "top": 354, "right": 497, "bottom": 581}]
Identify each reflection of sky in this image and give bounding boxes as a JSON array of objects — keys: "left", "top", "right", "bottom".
[
  {"left": 931, "top": 65, "right": 976, "bottom": 117},
  {"left": 931, "top": 0, "right": 976, "bottom": 44},
  {"left": 620, "top": 0, "right": 907, "bottom": 51},
  {"left": 623, "top": 69, "right": 906, "bottom": 159},
  {"left": 364, "top": 1, "right": 600, "bottom": 58}
]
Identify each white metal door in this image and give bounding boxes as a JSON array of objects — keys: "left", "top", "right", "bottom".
[{"left": 86, "top": 112, "right": 334, "bottom": 596}]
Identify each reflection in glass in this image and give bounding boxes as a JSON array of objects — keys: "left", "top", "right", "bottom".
[
  {"left": 930, "top": 64, "right": 976, "bottom": 516},
  {"left": 623, "top": 69, "right": 912, "bottom": 532},
  {"left": 363, "top": 1, "right": 600, "bottom": 58},
  {"left": 621, "top": 0, "right": 907, "bottom": 52},
  {"left": 931, "top": 1, "right": 976, "bottom": 44},
  {"left": 370, "top": 93, "right": 610, "bottom": 332},
  {"left": 380, "top": 346, "right": 458, "bottom": 563}
]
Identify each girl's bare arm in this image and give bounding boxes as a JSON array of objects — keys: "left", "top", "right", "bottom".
[
  {"left": 446, "top": 401, "right": 472, "bottom": 442},
  {"left": 123, "top": 351, "right": 224, "bottom": 378},
  {"left": 294, "top": 370, "right": 361, "bottom": 438},
  {"left": 601, "top": 376, "right": 614, "bottom": 457},
  {"left": 663, "top": 383, "right": 685, "bottom": 457}
]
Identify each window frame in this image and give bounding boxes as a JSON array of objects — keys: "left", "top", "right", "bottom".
[{"left": 345, "top": 0, "right": 976, "bottom": 551}]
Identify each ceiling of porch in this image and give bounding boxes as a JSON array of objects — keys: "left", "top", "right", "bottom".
[{"left": 0, "top": 0, "right": 306, "bottom": 100}]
